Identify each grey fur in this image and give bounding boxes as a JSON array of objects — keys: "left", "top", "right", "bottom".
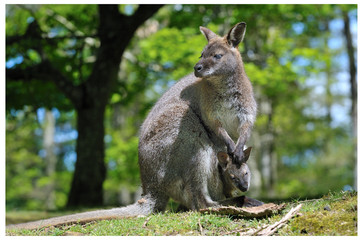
[{"left": 138, "top": 22, "right": 257, "bottom": 211}]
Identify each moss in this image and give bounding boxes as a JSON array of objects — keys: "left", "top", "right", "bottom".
[{"left": 287, "top": 193, "right": 357, "bottom": 236}]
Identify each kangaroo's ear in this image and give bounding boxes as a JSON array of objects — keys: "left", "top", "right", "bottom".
[
  {"left": 242, "top": 147, "right": 252, "bottom": 162},
  {"left": 217, "top": 152, "right": 230, "bottom": 169},
  {"left": 227, "top": 22, "right": 246, "bottom": 48},
  {"left": 200, "top": 26, "right": 218, "bottom": 42}
]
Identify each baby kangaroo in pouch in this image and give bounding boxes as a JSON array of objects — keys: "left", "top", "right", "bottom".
[
  {"left": 7, "top": 22, "right": 261, "bottom": 230},
  {"left": 217, "top": 147, "right": 264, "bottom": 208},
  {"left": 217, "top": 147, "right": 252, "bottom": 197}
]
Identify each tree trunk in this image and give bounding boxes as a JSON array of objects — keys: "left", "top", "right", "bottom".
[
  {"left": 249, "top": 131, "right": 263, "bottom": 196},
  {"left": 43, "top": 109, "right": 57, "bottom": 210},
  {"left": 65, "top": 5, "right": 163, "bottom": 207},
  {"left": 323, "top": 20, "right": 333, "bottom": 124},
  {"left": 342, "top": 10, "right": 357, "bottom": 190},
  {"left": 343, "top": 12, "right": 357, "bottom": 135},
  {"left": 67, "top": 106, "right": 107, "bottom": 207},
  {"left": 257, "top": 98, "right": 277, "bottom": 197}
]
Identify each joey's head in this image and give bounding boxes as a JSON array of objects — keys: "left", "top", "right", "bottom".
[
  {"left": 217, "top": 147, "right": 252, "bottom": 193},
  {"left": 194, "top": 22, "right": 246, "bottom": 79}
]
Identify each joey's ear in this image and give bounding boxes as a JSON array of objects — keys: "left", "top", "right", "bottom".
[
  {"left": 217, "top": 152, "right": 230, "bottom": 169},
  {"left": 227, "top": 22, "right": 246, "bottom": 48},
  {"left": 242, "top": 147, "right": 252, "bottom": 162},
  {"left": 200, "top": 26, "right": 218, "bottom": 42}
]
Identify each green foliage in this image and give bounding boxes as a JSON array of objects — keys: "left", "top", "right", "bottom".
[
  {"left": 6, "top": 108, "right": 74, "bottom": 210},
  {"left": 276, "top": 136, "right": 355, "bottom": 198},
  {"left": 6, "top": 5, "right": 99, "bottom": 110},
  {"left": 6, "top": 80, "right": 73, "bottom": 111},
  {"left": 139, "top": 27, "right": 205, "bottom": 81},
  {"left": 6, "top": 109, "right": 44, "bottom": 210},
  {"left": 104, "top": 135, "right": 140, "bottom": 195}
]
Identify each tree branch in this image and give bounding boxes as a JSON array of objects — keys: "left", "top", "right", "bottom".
[
  {"left": 130, "top": 5, "right": 164, "bottom": 28},
  {"left": 97, "top": 4, "right": 124, "bottom": 41},
  {"left": 6, "top": 20, "right": 42, "bottom": 46},
  {"left": 6, "top": 61, "right": 83, "bottom": 107},
  {"left": 85, "top": 4, "right": 163, "bottom": 100},
  {"left": 97, "top": 4, "right": 163, "bottom": 40}
]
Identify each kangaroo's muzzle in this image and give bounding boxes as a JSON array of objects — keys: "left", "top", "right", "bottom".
[{"left": 194, "top": 63, "right": 204, "bottom": 77}]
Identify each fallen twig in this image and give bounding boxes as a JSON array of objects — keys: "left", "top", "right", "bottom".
[
  {"left": 223, "top": 226, "right": 259, "bottom": 236},
  {"left": 253, "top": 204, "right": 302, "bottom": 236},
  {"left": 142, "top": 216, "right": 151, "bottom": 228},
  {"left": 198, "top": 218, "right": 204, "bottom": 235}
]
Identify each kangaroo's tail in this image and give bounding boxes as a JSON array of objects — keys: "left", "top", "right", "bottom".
[{"left": 6, "top": 195, "right": 156, "bottom": 230}]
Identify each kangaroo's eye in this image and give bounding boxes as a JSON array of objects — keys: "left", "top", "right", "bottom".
[
  {"left": 214, "top": 54, "right": 223, "bottom": 59},
  {"left": 230, "top": 174, "right": 235, "bottom": 180}
]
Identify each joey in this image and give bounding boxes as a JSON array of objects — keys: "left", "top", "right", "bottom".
[{"left": 218, "top": 147, "right": 252, "bottom": 197}]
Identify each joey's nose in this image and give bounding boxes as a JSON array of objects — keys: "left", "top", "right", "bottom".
[
  {"left": 238, "top": 182, "right": 249, "bottom": 192},
  {"left": 240, "top": 186, "right": 248, "bottom": 192}
]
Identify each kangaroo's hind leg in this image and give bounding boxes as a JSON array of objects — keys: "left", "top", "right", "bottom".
[{"left": 140, "top": 191, "right": 170, "bottom": 213}]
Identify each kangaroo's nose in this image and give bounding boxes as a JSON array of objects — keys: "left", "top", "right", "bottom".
[{"left": 194, "top": 64, "right": 203, "bottom": 72}]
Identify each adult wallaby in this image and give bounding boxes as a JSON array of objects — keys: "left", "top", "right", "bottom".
[
  {"left": 138, "top": 21, "right": 257, "bottom": 211},
  {"left": 7, "top": 22, "right": 259, "bottom": 230}
]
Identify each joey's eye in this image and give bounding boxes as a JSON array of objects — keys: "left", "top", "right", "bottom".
[
  {"left": 230, "top": 174, "right": 235, "bottom": 180},
  {"left": 214, "top": 54, "right": 223, "bottom": 59}
]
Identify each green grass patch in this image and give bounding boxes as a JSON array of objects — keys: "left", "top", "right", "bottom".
[
  {"left": 6, "top": 191, "right": 357, "bottom": 236},
  {"left": 281, "top": 191, "right": 358, "bottom": 236}
]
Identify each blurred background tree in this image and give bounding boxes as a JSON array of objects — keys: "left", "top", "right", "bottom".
[
  {"left": 6, "top": 4, "right": 357, "bottom": 211},
  {"left": 6, "top": 4, "right": 162, "bottom": 208}
]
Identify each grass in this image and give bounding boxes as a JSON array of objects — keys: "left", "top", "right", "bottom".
[{"left": 6, "top": 191, "right": 357, "bottom": 236}]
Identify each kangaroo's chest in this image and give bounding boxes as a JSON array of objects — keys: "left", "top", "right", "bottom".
[
  {"left": 199, "top": 82, "right": 250, "bottom": 141},
  {"left": 214, "top": 99, "right": 242, "bottom": 140}
]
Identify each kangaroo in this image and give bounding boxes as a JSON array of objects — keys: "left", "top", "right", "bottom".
[
  {"left": 137, "top": 21, "right": 257, "bottom": 211},
  {"left": 7, "top": 22, "right": 260, "bottom": 230}
]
